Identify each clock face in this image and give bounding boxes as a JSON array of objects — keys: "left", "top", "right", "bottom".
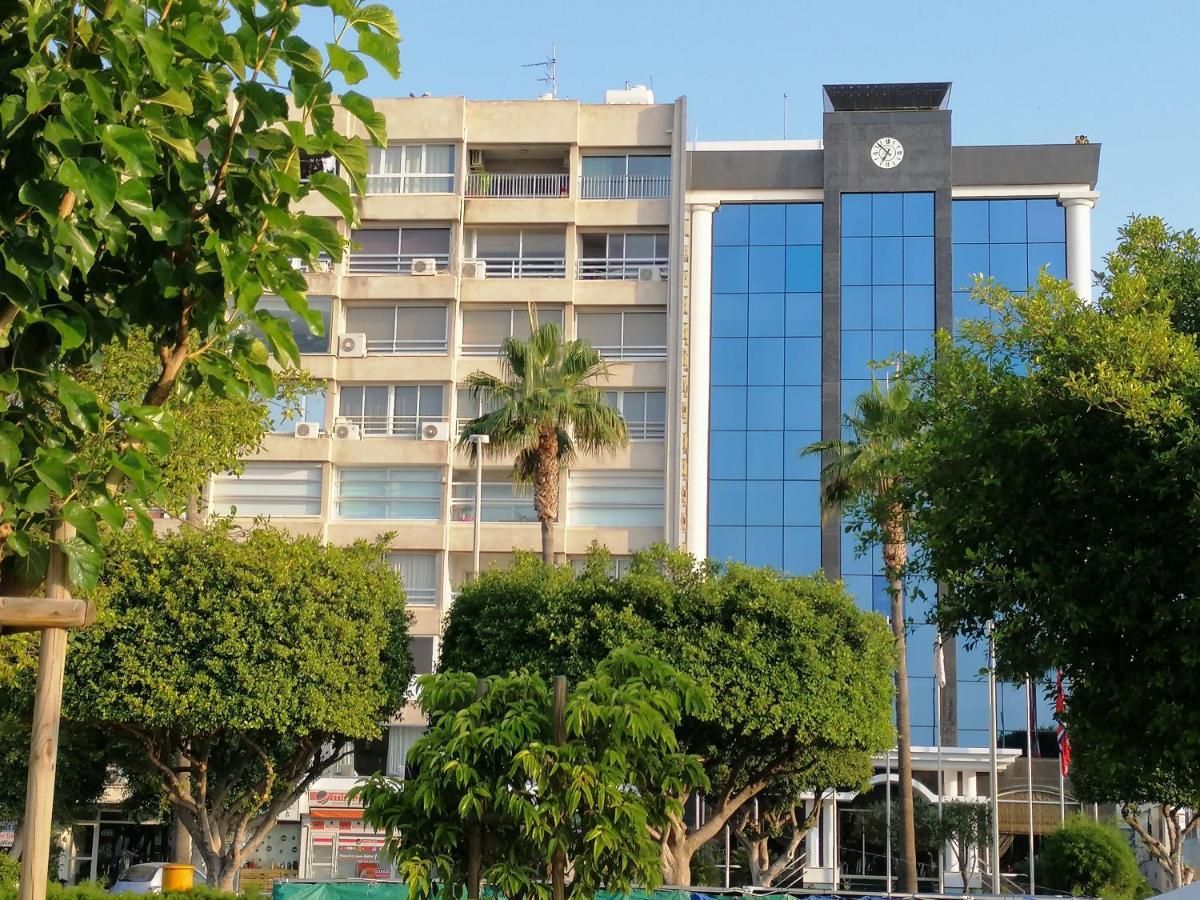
[{"left": 870, "top": 137, "right": 905, "bottom": 169}]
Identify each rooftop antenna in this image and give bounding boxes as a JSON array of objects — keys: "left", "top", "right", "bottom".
[
  {"left": 783, "top": 93, "right": 789, "bottom": 139},
  {"left": 523, "top": 44, "right": 558, "bottom": 98}
]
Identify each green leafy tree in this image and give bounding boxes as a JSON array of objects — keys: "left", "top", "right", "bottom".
[
  {"left": 899, "top": 271, "right": 1200, "bottom": 888},
  {"left": 439, "top": 547, "right": 896, "bottom": 885},
  {"left": 355, "top": 651, "right": 709, "bottom": 900},
  {"left": 1038, "top": 815, "right": 1150, "bottom": 900},
  {"left": 852, "top": 796, "right": 990, "bottom": 892},
  {"left": 61, "top": 525, "right": 412, "bottom": 890},
  {"left": 803, "top": 379, "right": 921, "bottom": 892},
  {"left": 0, "top": 0, "right": 398, "bottom": 588},
  {"left": 457, "top": 321, "right": 629, "bottom": 564},
  {"left": 1099, "top": 214, "right": 1200, "bottom": 335}
]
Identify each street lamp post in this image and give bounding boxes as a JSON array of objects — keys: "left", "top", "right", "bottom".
[{"left": 468, "top": 434, "right": 489, "bottom": 577}]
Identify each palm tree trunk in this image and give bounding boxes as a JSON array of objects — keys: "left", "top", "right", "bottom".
[
  {"left": 533, "top": 427, "right": 560, "bottom": 565},
  {"left": 884, "top": 511, "right": 919, "bottom": 893}
]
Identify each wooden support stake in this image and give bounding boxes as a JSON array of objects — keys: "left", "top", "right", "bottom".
[
  {"left": 19, "top": 521, "right": 74, "bottom": 900},
  {"left": 0, "top": 596, "right": 94, "bottom": 632},
  {"left": 551, "top": 675, "right": 567, "bottom": 900},
  {"left": 467, "top": 676, "right": 489, "bottom": 900}
]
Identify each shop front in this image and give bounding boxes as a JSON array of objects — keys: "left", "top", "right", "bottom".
[{"left": 300, "top": 785, "right": 392, "bottom": 880}]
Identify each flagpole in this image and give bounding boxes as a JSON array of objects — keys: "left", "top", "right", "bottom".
[
  {"left": 935, "top": 638, "right": 946, "bottom": 894},
  {"left": 1058, "top": 757, "right": 1066, "bottom": 823},
  {"left": 1026, "top": 677, "right": 1036, "bottom": 894},
  {"left": 988, "top": 623, "right": 1001, "bottom": 894},
  {"left": 886, "top": 748, "right": 893, "bottom": 895}
]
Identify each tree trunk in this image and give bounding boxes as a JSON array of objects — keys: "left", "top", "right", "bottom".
[
  {"left": 883, "top": 511, "right": 918, "bottom": 893},
  {"left": 533, "top": 427, "right": 560, "bottom": 565},
  {"left": 9, "top": 819, "right": 24, "bottom": 862}
]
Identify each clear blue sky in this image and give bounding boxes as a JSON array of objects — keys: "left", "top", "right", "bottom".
[{"left": 302, "top": 0, "right": 1199, "bottom": 269}]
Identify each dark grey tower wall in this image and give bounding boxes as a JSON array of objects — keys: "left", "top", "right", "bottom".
[{"left": 819, "top": 109, "right": 953, "bottom": 577}]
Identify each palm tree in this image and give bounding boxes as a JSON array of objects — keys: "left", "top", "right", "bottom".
[
  {"left": 457, "top": 319, "right": 629, "bottom": 564},
  {"left": 803, "top": 377, "right": 920, "bottom": 892}
]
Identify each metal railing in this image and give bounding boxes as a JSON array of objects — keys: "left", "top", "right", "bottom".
[
  {"left": 580, "top": 174, "right": 671, "bottom": 200},
  {"left": 466, "top": 172, "right": 569, "bottom": 198},
  {"left": 587, "top": 343, "right": 669, "bottom": 360},
  {"left": 476, "top": 256, "right": 566, "bottom": 278},
  {"left": 449, "top": 485, "right": 537, "bottom": 523},
  {"left": 626, "top": 421, "right": 666, "bottom": 441},
  {"left": 576, "top": 257, "right": 668, "bottom": 280},
  {"left": 363, "top": 336, "right": 448, "bottom": 355},
  {"left": 364, "top": 173, "right": 455, "bottom": 194},
  {"left": 347, "top": 252, "right": 451, "bottom": 275},
  {"left": 291, "top": 253, "right": 333, "bottom": 273},
  {"left": 334, "top": 415, "right": 448, "bottom": 438}
]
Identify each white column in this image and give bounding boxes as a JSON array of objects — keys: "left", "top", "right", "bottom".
[
  {"left": 1060, "top": 192, "right": 1098, "bottom": 303},
  {"left": 685, "top": 203, "right": 717, "bottom": 560}
]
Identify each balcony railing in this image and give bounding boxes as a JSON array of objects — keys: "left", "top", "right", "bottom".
[
  {"left": 580, "top": 174, "right": 671, "bottom": 200},
  {"left": 627, "top": 421, "right": 666, "bottom": 441},
  {"left": 587, "top": 343, "right": 669, "bottom": 361},
  {"left": 466, "top": 172, "right": 569, "bottom": 198},
  {"left": 576, "top": 257, "right": 668, "bottom": 280},
  {"left": 362, "top": 336, "right": 449, "bottom": 355},
  {"left": 334, "top": 414, "right": 448, "bottom": 439},
  {"left": 364, "top": 173, "right": 455, "bottom": 194},
  {"left": 450, "top": 485, "right": 537, "bottom": 523},
  {"left": 348, "top": 252, "right": 451, "bottom": 275},
  {"left": 476, "top": 256, "right": 566, "bottom": 278}
]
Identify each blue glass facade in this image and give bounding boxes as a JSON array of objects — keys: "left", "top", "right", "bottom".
[
  {"left": 951, "top": 197, "right": 1066, "bottom": 744},
  {"left": 708, "top": 203, "right": 823, "bottom": 572}
]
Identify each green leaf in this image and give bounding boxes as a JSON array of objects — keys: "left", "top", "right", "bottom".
[
  {"left": 13, "top": 541, "right": 49, "bottom": 584},
  {"left": 125, "top": 420, "right": 171, "bottom": 457},
  {"left": 25, "top": 483, "right": 51, "bottom": 514},
  {"left": 5, "top": 529, "right": 31, "bottom": 557},
  {"left": 0, "top": 431, "right": 19, "bottom": 470},
  {"left": 306, "top": 171, "right": 355, "bottom": 222},
  {"left": 338, "top": 91, "right": 386, "bottom": 147},
  {"left": 102, "top": 125, "right": 159, "bottom": 176},
  {"left": 93, "top": 496, "right": 126, "bottom": 531},
  {"left": 352, "top": 4, "right": 400, "bottom": 38},
  {"left": 116, "top": 178, "right": 155, "bottom": 220},
  {"left": 146, "top": 89, "right": 194, "bottom": 114},
  {"left": 61, "top": 536, "right": 103, "bottom": 591},
  {"left": 62, "top": 500, "right": 102, "bottom": 546},
  {"left": 19, "top": 179, "right": 64, "bottom": 220},
  {"left": 55, "top": 219, "right": 98, "bottom": 272},
  {"left": 60, "top": 93, "right": 97, "bottom": 142},
  {"left": 144, "top": 121, "right": 198, "bottom": 163},
  {"left": 327, "top": 43, "right": 368, "bottom": 85},
  {"left": 45, "top": 312, "right": 87, "bottom": 350},
  {"left": 33, "top": 448, "right": 74, "bottom": 496},
  {"left": 58, "top": 158, "right": 117, "bottom": 215},
  {"left": 81, "top": 72, "right": 117, "bottom": 121},
  {"left": 295, "top": 214, "right": 343, "bottom": 259},
  {"left": 135, "top": 28, "right": 176, "bottom": 83},
  {"left": 356, "top": 30, "right": 400, "bottom": 79},
  {"left": 57, "top": 375, "right": 102, "bottom": 432}
]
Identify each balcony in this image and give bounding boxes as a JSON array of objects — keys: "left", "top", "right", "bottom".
[
  {"left": 580, "top": 174, "right": 671, "bottom": 200},
  {"left": 577, "top": 257, "right": 668, "bottom": 281},
  {"left": 466, "top": 172, "right": 569, "bottom": 199},
  {"left": 475, "top": 256, "right": 566, "bottom": 279},
  {"left": 333, "top": 414, "right": 449, "bottom": 439},
  {"left": 450, "top": 481, "right": 537, "bottom": 524},
  {"left": 347, "top": 252, "right": 451, "bottom": 275}
]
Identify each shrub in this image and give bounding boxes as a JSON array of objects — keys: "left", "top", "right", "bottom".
[
  {"left": 0, "top": 854, "right": 17, "bottom": 890},
  {"left": 1038, "top": 814, "right": 1150, "bottom": 900},
  {"left": 0, "top": 883, "right": 246, "bottom": 900}
]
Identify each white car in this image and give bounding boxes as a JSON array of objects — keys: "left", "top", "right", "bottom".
[{"left": 109, "top": 863, "right": 205, "bottom": 894}]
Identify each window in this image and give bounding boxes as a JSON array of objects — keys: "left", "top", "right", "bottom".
[
  {"left": 456, "top": 387, "right": 501, "bottom": 433},
  {"left": 256, "top": 296, "right": 332, "bottom": 354},
  {"left": 351, "top": 737, "right": 388, "bottom": 777},
  {"left": 606, "top": 390, "right": 666, "bottom": 440},
  {"left": 569, "top": 555, "right": 634, "bottom": 578},
  {"left": 336, "top": 467, "right": 441, "bottom": 520},
  {"left": 388, "top": 552, "right": 439, "bottom": 605},
  {"left": 578, "top": 232, "right": 669, "bottom": 279},
  {"left": 299, "top": 150, "right": 337, "bottom": 181},
  {"left": 567, "top": 471, "right": 664, "bottom": 527},
  {"left": 386, "top": 725, "right": 426, "bottom": 778},
  {"left": 210, "top": 463, "right": 322, "bottom": 517},
  {"left": 410, "top": 636, "right": 436, "bottom": 675},
  {"left": 468, "top": 230, "right": 566, "bottom": 278},
  {"left": 461, "top": 306, "right": 564, "bottom": 356},
  {"left": 343, "top": 304, "right": 448, "bottom": 354},
  {"left": 349, "top": 227, "right": 452, "bottom": 274},
  {"left": 267, "top": 388, "right": 327, "bottom": 434},
  {"left": 366, "top": 144, "right": 455, "bottom": 194},
  {"left": 451, "top": 473, "right": 536, "bottom": 523},
  {"left": 576, "top": 309, "right": 667, "bottom": 359},
  {"left": 581, "top": 155, "right": 671, "bottom": 199},
  {"left": 337, "top": 384, "right": 445, "bottom": 438}
]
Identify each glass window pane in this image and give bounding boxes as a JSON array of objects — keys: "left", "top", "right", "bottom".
[
  {"left": 462, "top": 309, "right": 510, "bottom": 346},
  {"left": 582, "top": 156, "right": 622, "bottom": 177},
  {"left": 344, "top": 305, "right": 396, "bottom": 340},
  {"left": 712, "top": 293, "right": 748, "bottom": 338},
  {"left": 352, "top": 229, "right": 399, "bottom": 254},
  {"left": 624, "top": 311, "right": 667, "bottom": 345},
  {"left": 577, "top": 312, "right": 621, "bottom": 346},
  {"left": 748, "top": 245, "right": 785, "bottom": 292},
  {"left": 410, "top": 637, "right": 436, "bottom": 674},
  {"left": 786, "top": 203, "right": 822, "bottom": 244},
  {"left": 625, "top": 234, "right": 656, "bottom": 259},
  {"left": 903, "top": 193, "right": 934, "bottom": 237},
  {"left": 713, "top": 246, "right": 749, "bottom": 292},
  {"left": 521, "top": 232, "right": 565, "bottom": 256},
  {"left": 748, "top": 205, "right": 786, "bottom": 245},
  {"left": 871, "top": 237, "right": 903, "bottom": 285},
  {"left": 952, "top": 200, "right": 990, "bottom": 243},
  {"left": 1027, "top": 199, "right": 1065, "bottom": 243},
  {"left": 424, "top": 145, "right": 453, "bottom": 173},
  {"left": 418, "top": 385, "right": 443, "bottom": 417},
  {"left": 626, "top": 155, "right": 669, "bottom": 176},
  {"left": 842, "top": 194, "right": 872, "bottom": 237},
  {"left": 339, "top": 386, "right": 364, "bottom": 418},
  {"left": 581, "top": 233, "right": 607, "bottom": 258},
  {"left": 392, "top": 386, "right": 419, "bottom": 418},
  {"left": 645, "top": 392, "right": 666, "bottom": 422},
  {"left": 622, "top": 392, "right": 645, "bottom": 420},
  {"left": 785, "top": 245, "right": 822, "bottom": 292},
  {"left": 713, "top": 205, "right": 749, "bottom": 246},
  {"left": 989, "top": 199, "right": 1027, "bottom": 243},
  {"left": 903, "top": 237, "right": 935, "bottom": 285},
  {"left": 871, "top": 194, "right": 903, "bottom": 236},
  {"left": 748, "top": 294, "right": 784, "bottom": 337},
  {"left": 398, "top": 307, "right": 447, "bottom": 341},
  {"left": 475, "top": 232, "right": 521, "bottom": 256},
  {"left": 400, "top": 228, "right": 451, "bottom": 255}
]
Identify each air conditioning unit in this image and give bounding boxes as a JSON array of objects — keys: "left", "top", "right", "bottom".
[
  {"left": 638, "top": 265, "right": 664, "bottom": 282},
  {"left": 420, "top": 420, "right": 450, "bottom": 441},
  {"left": 460, "top": 259, "right": 487, "bottom": 279},
  {"left": 410, "top": 257, "right": 438, "bottom": 276},
  {"left": 333, "top": 422, "right": 361, "bottom": 440},
  {"left": 293, "top": 421, "right": 321, "bottom": 439},
  {"left": 469, "top": 148, "right": 485, "bottom": 168},
  {"left": 338, "top": 332, "right": 367, "bottom": 358}
]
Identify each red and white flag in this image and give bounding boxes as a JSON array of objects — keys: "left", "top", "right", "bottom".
[{"left": 1055, "top": 669, "right": 1072, "bottom": 777}]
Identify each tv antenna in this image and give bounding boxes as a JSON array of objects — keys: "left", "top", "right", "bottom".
[{"left": 523, "top": 44, "right": 558, "bottom": 98}]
